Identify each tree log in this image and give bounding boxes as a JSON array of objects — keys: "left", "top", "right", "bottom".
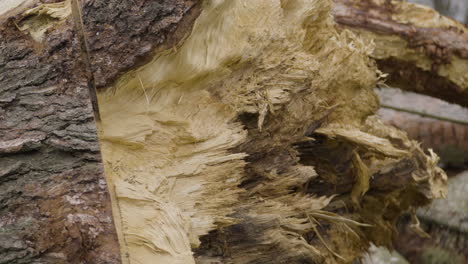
[
  {"left": 333, "top": 0, "right": 468, "bottom": 107},
  {"left": 0, "top": 0, "right": 199, "bottom": 263},
  {"left": 0, "top": 0, "right": 453, "bottom": 264}
]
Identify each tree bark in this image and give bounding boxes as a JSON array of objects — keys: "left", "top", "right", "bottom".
[
  {"left": 333, "top": 0, "right": 468, "bottom": 107},
  {"left": 0, "top": 0, "right": 456, "bottom": 264},
  {"left": 0, "top": 0, "right": 199, "bottom": 263}
]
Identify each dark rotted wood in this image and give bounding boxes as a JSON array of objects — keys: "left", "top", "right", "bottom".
[{"left": 0, "top": 0, "right": 200, "bottom": 263}]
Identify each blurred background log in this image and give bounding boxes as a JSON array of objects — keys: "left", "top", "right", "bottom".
[
  {"left": 333, "top": 0, "right": 468, "bottom": 107},
  {"left": 377, "top": 87, "right": 468, "bottom": 170}
]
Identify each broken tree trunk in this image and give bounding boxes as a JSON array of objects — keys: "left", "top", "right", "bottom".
[
  {"left": 0, "top": 0, "right": 455, "bottom": 264},
  {"left": 0, "top": 0, "right": 199, "bottom": 263},
  {"left": 333, "top": 0, "right": 468, "bottom": 107}
]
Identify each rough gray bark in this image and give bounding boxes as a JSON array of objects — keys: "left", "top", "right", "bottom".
[
  {"left": 0, "top": 31, "right": 121, "bottom": 264},
  {"left": 0, "top": 0, "right": 200, "bottom": 263}
]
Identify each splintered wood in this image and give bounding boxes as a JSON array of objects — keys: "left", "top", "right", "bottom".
[{"left": 97, "top": 0, "right": 447, "bottom": 263}]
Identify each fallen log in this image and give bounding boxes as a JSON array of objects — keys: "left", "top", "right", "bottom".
[
  {"left": 0, "top": 0, "right": 453, "bottom": 263},
  {"left": 333, "top": 0, "right": 468, "bottom": 107}
]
